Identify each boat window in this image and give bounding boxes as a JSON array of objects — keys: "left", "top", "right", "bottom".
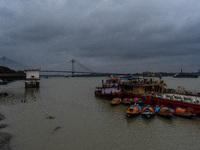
[
  {"left": 113, "top": 80, "right": 118, "bottom": 83},
  {"left": 132, "top": 87, "right": 139, "bottom": 92},
  {"left": 145, "top": 87, "right": 152, "bottom": 93},
  {"left": 124, "top": 86, "right": 133, "bottom": 90}
]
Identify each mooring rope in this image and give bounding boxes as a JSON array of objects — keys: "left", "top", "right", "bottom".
[{"left": 33, "top": 92, "right": 54, "bottom": 119}]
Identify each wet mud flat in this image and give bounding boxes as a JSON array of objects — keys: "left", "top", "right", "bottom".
[{"left": 0, "top": 113, "right": 12, "bottom": 150}]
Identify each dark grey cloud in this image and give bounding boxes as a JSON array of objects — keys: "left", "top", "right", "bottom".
[{"left": 1, "top": 0, "right": 200, "bottom": 73}]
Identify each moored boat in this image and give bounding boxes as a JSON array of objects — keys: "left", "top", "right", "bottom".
[
  {"left": 173, "top": 107, "right": 194, "bottom": 118},
  {"left": 126, "top": 104, "right": 141, "bottom": 117},
  {"left": 173, "top": 69, "right": 198, "bottom": 78},
  {"left": 141, "top": 105, "right": 156, "bottom": 118},
  {"left": 156, "top": 106, "right": 173, "bottom": 118},
  {"left": 120, "top": 77, "right": 200, "bottom": 115},
  {"left": 111, "top": 98, "right": 122, "bottom": 105},
  {"left": 122, "top": 98, "right": 132, "bottom": 105},
  {"left": 0, "top": 79, "right": 8, "bottom": 85},
  {"left": 149, "top": 93, "right": 200, "bottom": 115},
  {"left": 173, "top": 73, "right": 198, "bottom": 78},
  {"left": 95, "top": 77, "right": 123, "bottom": 99},
  {"left": 132, "top": 98, "right": 145, "bottom": 105}
]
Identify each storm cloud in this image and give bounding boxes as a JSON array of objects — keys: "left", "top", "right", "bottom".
[{"left": 1, "top": 0, "right": 200, "bottom": 73}]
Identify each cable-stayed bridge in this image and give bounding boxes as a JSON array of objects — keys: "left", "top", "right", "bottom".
[
  {"left": 40, "top": 59, "right": 101, "bottom": 76},
  {"left": 0, "top": 56, "right": 120, "bottom": 76}
]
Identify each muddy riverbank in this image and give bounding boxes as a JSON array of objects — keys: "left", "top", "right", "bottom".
[{"left": 0, "top": 113, "right": 12, "bottom": 150}]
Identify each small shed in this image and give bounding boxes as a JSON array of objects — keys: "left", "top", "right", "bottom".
[{"left": 25, "top": 69, "right": 40, "bottom": 88}]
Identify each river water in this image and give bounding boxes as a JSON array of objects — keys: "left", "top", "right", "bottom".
[{"left": 1, "top": 77, "right": 200, "bottom": 150}]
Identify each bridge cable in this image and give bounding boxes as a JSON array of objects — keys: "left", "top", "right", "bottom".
[
  {"left": 0, "top": 56, "right": 31, "bottom": 70},
  {"left": 74, "top": 59, "right": 93, "bottom": 72}
]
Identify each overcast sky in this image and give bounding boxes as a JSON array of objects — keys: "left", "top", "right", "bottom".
[{"left": 1, "top": 0, "right": 200, "bottom": 73}]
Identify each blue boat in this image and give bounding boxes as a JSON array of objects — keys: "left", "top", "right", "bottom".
[
  {"left": 133, "top": 98, "right": 145, "bottom": 105},
  {"left": 135, "top": 104, "right": 141, "bottom": 112}
]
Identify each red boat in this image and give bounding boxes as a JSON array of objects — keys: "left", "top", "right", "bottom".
[
  {"left": 132, "top": 97, "right": 144, "bottom": 105},
  {"left": 156, "top": 106, "right": 173, "bottom": 118},
  {"left": 95, "top": 77, "right": 123, "bottom": 99},
  {"left": 121, "top": 77, "right": 200, "bottom": 115},
  {"left": 122, "top": 98, "right": 132, "bottom": 105},
  {"left": 141, "top": 105, "right": 156, "bottom": 118},
  {"left": 111, "top": 98, "right": 122, "bottom": 105},
  {"left": 174, "top": 107, "right": 194, "bottom": 118}
]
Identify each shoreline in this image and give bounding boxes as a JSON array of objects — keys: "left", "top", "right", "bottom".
[{"left": 0, "top": 113, "right": 12, "bottom": 150}]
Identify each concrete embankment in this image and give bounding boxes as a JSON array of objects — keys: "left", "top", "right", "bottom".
[{"left": 0, "top": 113, "right": 12, "bottom": 150}]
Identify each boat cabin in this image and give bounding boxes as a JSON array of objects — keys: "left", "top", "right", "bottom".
[
  {"left": 103, "top": 78, "right": 120, "bottom": 88},
  {"left": 121, "top": 77, "right": 166, "bottom": 95}
]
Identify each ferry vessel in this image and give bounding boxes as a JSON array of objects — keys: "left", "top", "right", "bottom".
[
  {"left": 95, "top": 77, "right": 123, "bottom": 99},
  {"left": 173, "top": 73, "right": 198, "bottom": 78},
  {"left": 173, "top": 68, "right": 198, "bottom": 78},
  {"left": 120, "top": 77, "right": 200, "bottom": 115}
]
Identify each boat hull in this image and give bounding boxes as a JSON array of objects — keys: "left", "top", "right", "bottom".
[
  {"left": 174, "top": 107, "right": 194, "bottom": 118},
  {"left": 141, "top": 112, "right": 155, "bottom": 118},
  {"left": 95, "top": 91, "right": 123, "bottom": 100},
  {"left": 126, "top": 112, "right": 140, "bottom": 117},
  {"left": 157, "top": 113, "right": 173, "bottom": 118},
  {"left": 173, "top": 113, "right": 194, "bottom": 118}
]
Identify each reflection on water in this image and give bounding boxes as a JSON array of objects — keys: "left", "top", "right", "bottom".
[
  {"left": 0, "top": 84, "right": 40, "bottom": 105},
  {"left": 24, "top": 88, "right": 40, "bottom": 103},
  {"left": 0, "top": 77, "right": 200, "bottom": 150}
]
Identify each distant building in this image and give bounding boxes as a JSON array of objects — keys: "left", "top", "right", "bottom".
[{"left": 25, "top": 69, "right": 40, "bottom": 88}]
